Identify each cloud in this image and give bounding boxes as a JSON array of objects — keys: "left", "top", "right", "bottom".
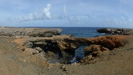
[
  {"left": 43, "top": 4, "right": 51, "bottom": 19},
  {"left": 121, "top": 16, "right": 125, "bottom": 21},
  {"left": 52, "top": 14, "right": 62, "bottom": 19},
  {"left": 18, "top": 4, "right": 62, "bottom": 22},
  {"left": 102, "top": 16, "right": 133, "bottom": 26},
  {"left": 114, "top": 18, "right": 117, "bottom": 23},
  {"left": 63, "top": 5, "right": 68, "bottom": 16},
  {"left": 62, "top": 5, "right": 83, "bottom": 24}
]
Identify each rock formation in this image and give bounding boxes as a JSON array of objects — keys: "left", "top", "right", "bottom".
[
  {"left": 0, "top": 27, "right": 62, "bottom": 37},
  {"left": 79, "top": 45, "right": 110, "bottom": 64},
  {"left": 1, "top": 27, "right": 133, "bottom": 75},
  {"left": 79, "top": 35, "right": 128, "bottom": 64},
  {"left": 15, "top": 35, "right": 128, "bottom": 64},
  {"left": 97, "top": 28, "right": 133, "bottom": 35},
  {"left": 2, "top": 27, "right": 129, "bottom": 64}
]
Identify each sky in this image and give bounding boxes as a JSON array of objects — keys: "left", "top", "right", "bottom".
[{"left": 0, "top": 0, "right": 133, "bottom": 28}]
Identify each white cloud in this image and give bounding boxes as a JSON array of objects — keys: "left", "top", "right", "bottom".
[
  {"left": 114, "top": 18, "right": 117, "bottom": 24},
  {"left": 43, "top": 4, "right": 51, "bottom": 19},
  {"left": 18, "top": 4, "right": 63, "bottom": 22},
  {"left": 63, "top": 5, "right": 68, "bottom": 16}
]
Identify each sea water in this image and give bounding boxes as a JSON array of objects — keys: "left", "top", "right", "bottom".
[{"left": 60, "top": 27, "right": 103, "bottom": 38}]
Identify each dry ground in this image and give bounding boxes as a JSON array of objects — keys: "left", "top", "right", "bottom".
[{"left": 0, "top": 36, "right": 133, "bottom": 75}]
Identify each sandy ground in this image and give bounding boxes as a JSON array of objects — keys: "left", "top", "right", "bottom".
[{"left": 0, "top": 36, "right": 133, "bottom": 75}]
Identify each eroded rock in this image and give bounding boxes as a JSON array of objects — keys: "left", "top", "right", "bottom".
[
  {"left": 84, "top": 45, "right": 110, "bottom": 57},
  {"left": 0, "top": 27, "right": 62, "bottom": 37},
  {"left": 79, "top": 45, "right": 110, "bottom": 64},
  {"left": 15, "top": 35, "right": 128, "bottom": 64}
]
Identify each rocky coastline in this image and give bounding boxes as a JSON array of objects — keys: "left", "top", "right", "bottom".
[
  {"left": 1, "top": 27, "right": 133, "bottom": 75},
  {"left": 0, "top": 27, "right": 62, "bottom": 37},
  {"left": 12, "top": 27, "right": 131, "bottom": 64},
  {"left": 97, "top": 28, "right": 133, "bottom": 35}
]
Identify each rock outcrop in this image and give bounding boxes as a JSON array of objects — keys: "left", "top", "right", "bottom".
[
  {"left": 0, "top": 27, "right": 62, "bottom": 37},
  {"left": 15, "top": 35, "right": 129, "bottom": 64},
  {"left": 79, "top": 45, "right": 110, "bottom": 64},
  {"left": 15, "top": 35, "right": 89, "bottom": 64},
  {"left": 84, "top": 45, "right": 110, "bottom": 57},
  {"left": 79, "top": 35, "right": 128, "bottom": 64},
  {"left": 97, "top": 28, "right": 133, "bottom": 35}
]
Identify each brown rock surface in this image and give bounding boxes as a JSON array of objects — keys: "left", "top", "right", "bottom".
[
  {"left": 84, "top": 45, "right": 110, "bottom": 56},
  {"left": 14, "top": 35, "right": 129, "bottom": 64},
  {"left": 80, "top": 45, "right": 110, "bottom": 64},
  {"left": 89, "top": 35, "right": 125, "bottom": 50},
  {"left": 79, "top": 35, "right": 129, "bottom": 64}
]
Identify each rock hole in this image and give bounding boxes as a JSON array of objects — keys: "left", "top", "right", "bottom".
[{"left": 70, "top": 45, "right": 88, "bottom": 63}]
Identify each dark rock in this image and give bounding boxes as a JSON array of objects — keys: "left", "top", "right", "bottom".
[
  {"left": 94, "top": 35, "right": 99, "bottom": 37},
  {"left": 97, "top": 28, "right": 133, "bottom": 35},
  {"left": 60, "top": 50, "right": 75, "bottom": 64},
  {"left": 45, "top": 51, "right": 57, "bottom": 58},
  {"left": 97, "top": 28, "right": 112, "bottom": 33}
]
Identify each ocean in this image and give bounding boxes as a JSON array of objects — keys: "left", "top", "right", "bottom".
[{"left": 60, "top": 27, "right": 104, "bottom": 38}]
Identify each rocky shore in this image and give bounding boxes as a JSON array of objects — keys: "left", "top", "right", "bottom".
[
  {"left": 0, "top": 27, "right": 62, "bottom": 37},
  {"left": 97, "top": 28, "right": 133, "bottom": 35},
  {"left": 1, "top": 27, "right": 133, "bottom": 75}
]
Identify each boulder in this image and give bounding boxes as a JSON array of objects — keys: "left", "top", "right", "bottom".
[{"left": 97, "top": 28, "right": 112, "bottom": 33}]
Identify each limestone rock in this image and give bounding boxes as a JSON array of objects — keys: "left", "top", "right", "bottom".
[
  {"left": 15, "top": 35, "right": 127, "bottom": 64},
  {"left": 79, "top": 45, "right": 110, "bottom": 64},
  {"left": 0, "top": 27, "right": 62, "bottom": 37},
  {"left": 84, "top": 45, "right": 110, "bottom": 57}
]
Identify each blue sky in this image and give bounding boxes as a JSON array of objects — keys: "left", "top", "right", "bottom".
[{"left": 0, "top": 0, "right": 133, "bottom": 28}]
